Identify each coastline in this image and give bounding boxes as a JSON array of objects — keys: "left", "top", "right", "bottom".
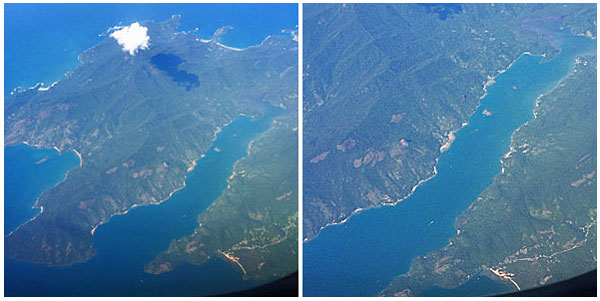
[
  {"left": 72, "top": 149, "right": 83, "bottom": 167},
  {"left": 217, "top": 250, "right": 248, "bottom": 275},
  {"left": 304, "top": 52, "right": 533, "bottom": 243},
  {"left": 500, "top": 55, "right": 581, "bottom": 167},
  {"left": 5, "top": 206, "right": 44, "bottom": 238},
  {"left": 37, "top": 81, "right": 60, "bottom": 92},
  {"left": 7, "top": 14, "right": 297, "bottom": 99},
  {"left": 199, "top": 30, "right": 297, "bottom": 53},
  {"left": 144, "top": 113, "right": 284, "bottom": 277},
  {"left": 379, "top": 50, "right": 590, "bottom": 296},
  {"left": 439, "top": 132, "right": 456, "bottom": 153},
  {"left": 5, "top": 142, "right": 81, "bottom": 238},
  {"left": 89, "top": 112, "right": 267, "bottom": 237},
  {"left": 304, "top": 164, "right": 439, "bottom": 243},
  {"left": 8, "top": 116, "right": 220, "bottom": 239},
  {"left": 215, "top": 42, "right": 242, "bottom": 52},
  {"left": 89, "top": 142, "right": 208, "bottom": 236},
  {"left": 479, "top": 51, "right": 536, "bottom": 101},
  {"left": 90, "top": 177, "right": 188, "bottom": 235}
]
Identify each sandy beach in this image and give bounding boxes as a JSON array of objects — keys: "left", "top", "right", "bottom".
[
  {"left": 218, "top": 250, "right": 247, "bottom": 274},
  {"left": 439, "top": 132, "right": 456, "bottom": 153}
]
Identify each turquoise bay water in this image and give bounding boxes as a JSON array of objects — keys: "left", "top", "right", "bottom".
[
  {"left": 5, "top": 110, "right": 279, "bottom": 296},
  {"left": 303, "top": 32, "right": 595, "bottom": 296},
  {"left": 4, "top": 3, "right": 298, "bottom": 97}
]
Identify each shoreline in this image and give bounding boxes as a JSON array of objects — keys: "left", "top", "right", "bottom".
[
  {"left": 489, "top": 268, "right": 521, "bottom": 291},
  {"left": 89, "top": 112, "right": 269, "bottom": 237},
  {"left": 215, "top": 42, "right": 242, "bottom": 52},
  {"left": 304, "top": 52, "right": 533, "bottom": 243},
  {"left": 217, "top": 250, "right": 247, "bottom": 275},
  {"left": 304, "top": 165, "right": 439, "bottom": 243},
  {"left": 7, "top": 13, "right": 297, "bottom": 99},
  {"left": 500, "top": 55, "right": 581, "bottom": 170},
  {"left": 144, "top": 113, "right": 281, "bottom": 275},
  {"left": 89, "top": 114, "right": 241, "bottom": 236},
  {"left": 439, "top": 132, "right": 456, "bottom": 153},
  {"left": 89, "top": 139, "right": 208, "bottom": 236},
  {"left": 72, "top": 149, "right": 83, "bottom": 167},
  {"left": 5, "top": 206, "right": 44, "bottom": 238},
  {"left": 199, "top": 28, "right": 297, "bottom": 53},
  {"left": 90, "top": 178, "right": 188, "bottom": 235},
  {"left": 37, "top": 81, "right": 60, "bottom": 92},
  {"left": 5, "top": 142, "right": 82, "bottom": 238},
  {"left": 22, "top": 141, "right": 83, "bottom": 167},
  {"left": 479, "top": 51, "right": 539, "bottom": 101},
  {"left": 379, "top": 51, "right": 588, "bottom": 295}
]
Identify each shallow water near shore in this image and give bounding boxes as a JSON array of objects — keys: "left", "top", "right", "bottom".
[
  {"left": 303, "top": 32, "right": 595, "bottom": 297},
  {"left": 5, "top": 109, "right": 279, "bottom": 296}
]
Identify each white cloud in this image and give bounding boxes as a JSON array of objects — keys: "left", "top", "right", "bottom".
[{"left": 109, "top": 22, "right": 150, "bottom": 56}]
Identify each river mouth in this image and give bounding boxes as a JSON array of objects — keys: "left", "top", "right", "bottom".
[
  {"left": 303, "top": 31, "right": 595, "bottom": 297},
  {"left": 5, "top": 107, "right": 283, "bottom": 296}
]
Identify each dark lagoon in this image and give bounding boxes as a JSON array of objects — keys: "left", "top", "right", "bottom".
[
  {"left": 303, "top": 32, "right": 595, "bottom": 296},
  {"left": 5, "top": 110, "right": 278, "bottom": 296},
  {"left": 151, "top": 53, "right": 200, "bottom": 90}
]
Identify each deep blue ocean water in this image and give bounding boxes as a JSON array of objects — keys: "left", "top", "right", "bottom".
[
  {"left": 4, "top": 3, "right": 296, "bottom": 296},
  {"left": 303, "top": 32, "right": 595, "bottom": 296},
  {"left": 4, "top": 3, "right": 298, "bottom": 97}
]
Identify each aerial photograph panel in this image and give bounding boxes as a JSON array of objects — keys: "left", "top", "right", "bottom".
[
  {"left": 303, "top": 3, "right": 596, "bottom": 297},
  {"left": 4, "top": 3, "right": 298, "bottom": 297}
]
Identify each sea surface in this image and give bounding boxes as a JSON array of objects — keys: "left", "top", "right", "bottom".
[
  {"left": 4, "top": 3, "right": 296, "bottom": 296},
  {"left": 303, "top": 32, "right": 595, "bottom": 296},
  {"left": 4, "top": 144, "right": 80, "bottom": 235},
  {"left": 4, "top": 3, "right": 298, "bottom": 97}
]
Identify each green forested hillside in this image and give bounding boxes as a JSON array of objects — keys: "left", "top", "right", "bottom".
[
  {"left": 381, "top": 55, "right": 596, "bottom": 297},
  {"left": 146, "top": 115, "right": 298, "bottom": 280}
]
